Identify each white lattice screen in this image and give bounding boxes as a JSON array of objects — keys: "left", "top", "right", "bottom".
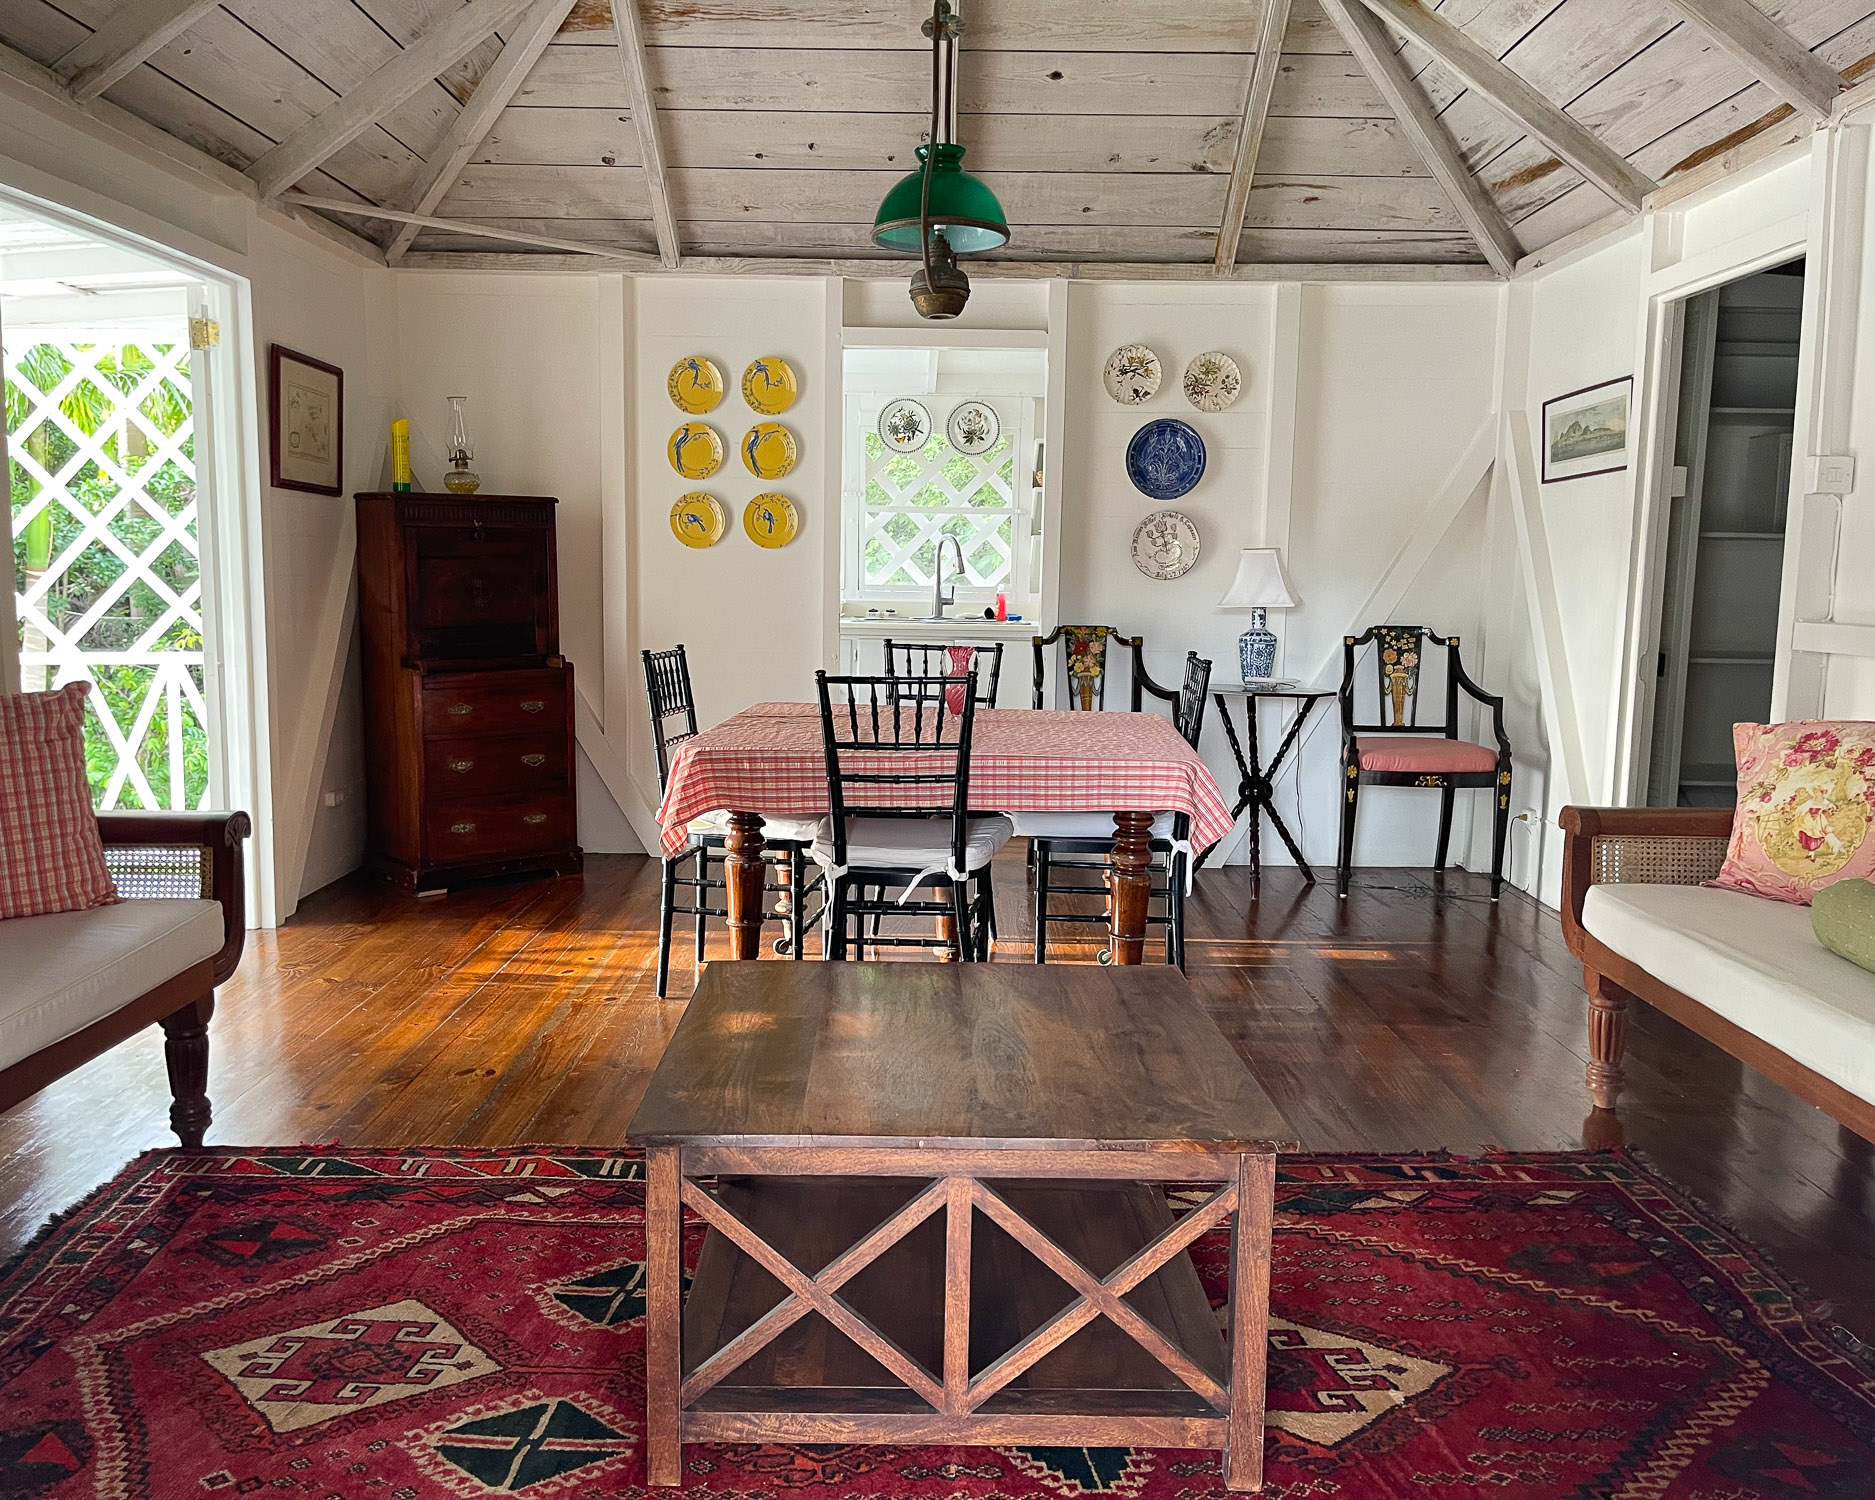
[
  {"left": 5, "top": 332, "right": 208, "bottom": 810},
  {"left": 853, "top": 397, "right": 1029, "bottom": 598}
]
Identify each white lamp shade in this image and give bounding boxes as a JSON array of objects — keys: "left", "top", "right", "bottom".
[{"left": 1218, "top": 548, "right": 1299, "bottom": 609}]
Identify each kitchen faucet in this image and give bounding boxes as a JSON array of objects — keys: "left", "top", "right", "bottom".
[{"left": 924, "top": 534, "right": 965, "bottom": 621}]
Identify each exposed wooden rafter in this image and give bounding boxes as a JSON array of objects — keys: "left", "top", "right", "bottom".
[
  {"left": 284, "top": 193, "right": 653, "bottom": 262},
  {"left": 50, "top": 0, "right": 219, "bottom": 103},
  {"left": 385, "top": 0, "right": 579, "bottom": 263},
  {"left": 1660, "top": 0, "right": 1842, "bottom": 122},
  {"left": 1320, "top": 0, "right": 1516, "bottom": 278},
  {"left": 245, "top": 0, "right": 534, "bottom": 200},
  {"left": 1351, "top": 0, "right": 1654, "bottom": 213},
  {"left": 1213, "top": 0, "right": 1294, "bottom": 273},
  {"left": 612, "top": 0, "right": 681, "bottom": 268}
]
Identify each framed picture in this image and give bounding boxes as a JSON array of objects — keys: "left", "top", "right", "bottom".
[
  {"left": 269, "top": 345, "right": 343, "bottom": 495},
  {"left": 1542, "top": 376, "right": 1631, "bottom": 483}
]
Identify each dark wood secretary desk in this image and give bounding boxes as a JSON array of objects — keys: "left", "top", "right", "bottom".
[{"left": 354, "top": 492, "right": 581, "bottom": 892}]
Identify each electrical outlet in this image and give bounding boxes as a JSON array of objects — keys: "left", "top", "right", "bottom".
[{"left": 323, "top": 788, "right": 347, "bottom": 808}]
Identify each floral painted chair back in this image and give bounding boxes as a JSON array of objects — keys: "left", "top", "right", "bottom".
[
  {"left": 1369, "top": 625, "right": 1428, "bottom": 728},
  {"left": 1032, "top": 625, "right": 1143, "bottom": 711}
]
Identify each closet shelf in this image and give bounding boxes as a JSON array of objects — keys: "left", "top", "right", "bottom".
[
  {"left": 1679, "top": 762, "right": 1739, "bottom": 789},
  {"left": 1700, "top": 530, "right": 1784, "bottom": 540},
  {"left": 1688, "top": 654, "right": 1774, "bottom": 666},
  {"left": 1708, "top": 405, "right": 1796, "bottom": 416}
]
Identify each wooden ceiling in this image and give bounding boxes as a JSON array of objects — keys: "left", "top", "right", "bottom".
[{"left": 3, "top": 0, "right": 1871, "bottom": 277}]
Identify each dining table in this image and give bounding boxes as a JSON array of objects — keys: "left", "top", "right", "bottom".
[{"left": 655, "top": 702, "right": 1233, "bottom": 964}]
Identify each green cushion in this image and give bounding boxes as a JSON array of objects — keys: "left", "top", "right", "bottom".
[{"left": 1812, "top": 880, "right": 1875, "bottom": 974}]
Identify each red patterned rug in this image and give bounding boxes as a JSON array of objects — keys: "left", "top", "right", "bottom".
[{"left": 0, "top": 1148, "right": 1869, "bottom": 1499}]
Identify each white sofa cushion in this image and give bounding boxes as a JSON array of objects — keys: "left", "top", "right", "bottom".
[
  {"left": 0, "top": 898, "right": 222, "bottom": 1071},
  {"left": 1010, "top": 810, "right": 1179, "bottom": 842},
  {"left": 1582, "top": 882, "right": 1875, "bottom": 1107}
]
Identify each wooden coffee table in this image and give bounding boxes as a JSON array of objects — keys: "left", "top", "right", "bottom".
[{"left": 626, "top": 962, "right": 1298, "bottom": 1490}]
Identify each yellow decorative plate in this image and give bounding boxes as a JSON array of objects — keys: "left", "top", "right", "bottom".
[
  {"left": 741, "top": 356, "right": 798, "bottom": 415},
  {"left": 744, "top": 492, "right": 799, "bottom": 548},
  {"left": 668, "top": 422, "right": 724, "bottom": 480},
  {"left": 670, "top": 491, "right": 726, "bottom": 548},
  {"left": 667, "top": 355, "right": 724, "bottom": 414},
  {"left": 741, "top": 421, "right": 798, "bottom": 480}
]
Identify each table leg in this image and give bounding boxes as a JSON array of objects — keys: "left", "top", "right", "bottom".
[
  {"left": 723, "top": 812, "right": 767, "bottom": 960},
  {"left": 644, "top": 1146, "right": 684, "bottom": 1487},
  {"left": 1104, "top": 810, "right": 1154, "bottom": 965},
  {"left": 1224, "top": 1152, "right": 1276, "bottom": 1491}
]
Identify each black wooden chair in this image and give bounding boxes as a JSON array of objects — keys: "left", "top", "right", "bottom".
[
  {"left": 642, "top": 645, "right": 823, "bottom": 997},
  {"left": 812, "top": 671, "right": 1010, "bottom": 961},
  {"left": 1335, "top": 625, "right": 1512, "bottom": 900},
  {"left": 883, "top": 639, "right": 1003, "bottom": 706},
  {"left": 1017, "top": 647, "right": 1212, "bottom": 970},
  {"left": 1031, "top": 625, "right": 1142, "bottom": 710}
]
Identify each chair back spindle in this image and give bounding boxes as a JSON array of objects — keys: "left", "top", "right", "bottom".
[
  {"left": 815, "top": 671, "right": 978, "bottom": 872},
  {"left": 641, "top": 645, "right": 701, "bottom": 792},
  {"left": 883, "top": 639, "right": 1003, "bottom": 707}
]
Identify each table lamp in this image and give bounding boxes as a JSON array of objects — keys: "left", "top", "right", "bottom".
[{"left": 1219, "top": 548, "right": 1300, "bottom": 683}]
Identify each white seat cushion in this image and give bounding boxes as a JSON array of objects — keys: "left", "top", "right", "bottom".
[
  {"left": 0, "top": 898, "right": 223, "bottom": 1071},
  {"left": 1010, "top": 810, "right": 1179, "bottom": 842},
  {"left": 815, "top": 815, "right": 1014, "bottom": 874},
  {"left": 687, "top": 810, "right": 826, "bottom": 843},
  {"left": 1582, "top": 882, "right": 1875, "bottom": 1107}
]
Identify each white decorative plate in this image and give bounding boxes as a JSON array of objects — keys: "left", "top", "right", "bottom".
[
  {"left": 878, "top": 398, "right": 933, "bottom": 452},
  {"left": 1104, "top": 344, "right": 1162, "bottom": 405},
  {"left": 946, "top": 400, "right": 1000, "bottom": 454},
  {"left": 1183, "top": 351, "right": 1242, "bottom": 412},
  {"left": 1131, "top": 509, "right": 1202, "bottom": 580}
]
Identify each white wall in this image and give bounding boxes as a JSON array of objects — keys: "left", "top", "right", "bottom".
[{"left": 1058, "top": 281, "right": 1505, "bottom": 874}]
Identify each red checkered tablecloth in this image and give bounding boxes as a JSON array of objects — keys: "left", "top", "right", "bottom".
[{"left": 656, "top": 703, "right": 1232, "bottom": 854}]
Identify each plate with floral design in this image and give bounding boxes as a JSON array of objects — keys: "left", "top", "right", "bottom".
[
  {"left": 1104, "top": 344, "right": 1162, "bottom": 405},
  {"left": 878, "top": 398, "right": 932, "bottom": 452},
  {"left": 1183, "top": 351, "right": 1242, "bottom": 412},
  {"left": 946, "top": 401, "right": 1000, "bottom": 454}
]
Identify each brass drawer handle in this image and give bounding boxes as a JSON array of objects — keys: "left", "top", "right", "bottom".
[
  {"left": 522, "top": 812, "right": 549, "bottom": 825},
  {"left": 449, "top": 758, "right": 475, "bottom": 773},
  {"left": 520, "top": 753, "right": 546, "bottom": 767},
  {"left": 520, "top": 699, "right": 546, "bottom": 713},
  {"left": 451, "top": 821, "right": 477, "bottom": 835},
  {"left": 446, "top": 703, "right": 473, "bottom": 717}
]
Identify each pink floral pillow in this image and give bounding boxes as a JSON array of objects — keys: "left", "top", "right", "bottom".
[{"left": 1710, "top": 720, "right": 1875, "bottom": 904}]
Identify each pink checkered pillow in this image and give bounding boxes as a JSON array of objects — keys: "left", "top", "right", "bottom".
[{"left": 0, "top": 683, "right": 119, "bottom": 919}]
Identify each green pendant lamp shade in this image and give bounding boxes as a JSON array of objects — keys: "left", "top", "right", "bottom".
[{"left": 872, "top": 143, "right": 1009, "bottom": 254}]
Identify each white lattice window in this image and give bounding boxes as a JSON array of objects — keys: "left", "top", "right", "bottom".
[
  {"left": 6, "top": 332, "right": 208, "bottom": 810},
  {"left": 846, "top": 395, "right": 1036, "bottom": 604}
]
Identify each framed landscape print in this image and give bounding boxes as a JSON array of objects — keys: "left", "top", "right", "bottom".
[
  {"left": 269, "top": 345, "right": 343, "bottom": 495},
  {"left": 1542, "top": 376, "right": 1631, "bottom": 483}
]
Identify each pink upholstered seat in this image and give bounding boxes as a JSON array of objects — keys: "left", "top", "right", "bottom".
[{"left": 1357, "top": 736, "right": 1499, "bottom": 774}]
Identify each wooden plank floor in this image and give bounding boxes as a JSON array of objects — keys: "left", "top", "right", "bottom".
[{"left": 1, "top": 854, "right": 1869, "bottom": 1342}]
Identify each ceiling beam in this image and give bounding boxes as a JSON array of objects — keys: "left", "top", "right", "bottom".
[
  {"left": 1352, "top": 0, "right": 1654, "bottom": 213},
  {"left": 390, "top": 250, "right": 1501, "bottom": 282},
  {"left": 1214, "top": 0, "right": 1294, "bottom": 273},
  {"left": 385, "top": 0, "right": 578, "bottom": 263},
  {"left": 51, "top": 0, "right": 220, "bottom": 103},
  {"left": 1660, "top": 0, "right": 1841, "bottom": 122},
  {"left": 283, "top": 193, "right": 655, "bottom": 262},
  {"left": 612, "top": 0, "right": 681, "bottom": 267},
  {"left": 245, "top": 0, "right": 534, "bottom": 200},
  {"left": 1321, "top": 0, "right": 1517, "bottom": 277}
]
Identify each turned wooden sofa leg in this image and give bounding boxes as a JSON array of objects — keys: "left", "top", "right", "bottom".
[
  {"left": 161, "top": 994, "right": 214, "bottom": 1148},
  {"left": 1585, "top": 969, "right": 1631, "bottom": 1111}
]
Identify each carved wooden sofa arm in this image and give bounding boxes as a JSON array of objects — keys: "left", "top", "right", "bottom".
[
  {"left": 96, "top": 810, "right": 252, "bottom": 984},
  {"left": 1558, "top": 806, "right": 1732, "bottom": 959}
]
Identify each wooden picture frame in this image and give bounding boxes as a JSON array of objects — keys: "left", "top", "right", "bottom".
[
  {"left": 1541, "top": 375, "right": 1632, "bottom": 483},
  {"left": 268, "top": 345, "right": 343, "bottom": 496}
]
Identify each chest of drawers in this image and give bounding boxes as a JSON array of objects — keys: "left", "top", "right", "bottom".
[{"left": 355, "top": 493, "right": 582, "bottom": 892}]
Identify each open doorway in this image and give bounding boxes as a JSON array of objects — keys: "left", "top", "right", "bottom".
[
  {"left": 1645, "top": 260, "right": 1803, "bottom": 808},
  {"left": 2, "top": 188, "right": 273, "bottom": 921}
]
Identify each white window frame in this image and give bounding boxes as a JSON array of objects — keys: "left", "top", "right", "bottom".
[
  {"left": 842, "top": 393, "right": 1039, "bottom": 607},
  {"left": 0, "top": 180, "right": 276, "bottom": 926}
]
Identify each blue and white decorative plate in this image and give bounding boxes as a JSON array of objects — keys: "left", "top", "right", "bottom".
[{"left": 1125, "top": 418, "right": 1206, "bottom": 499}]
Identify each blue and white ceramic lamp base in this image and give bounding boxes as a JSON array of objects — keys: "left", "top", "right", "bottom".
[{"left": 1240, "top": 608, "right": 1278, "bottom": 683}]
